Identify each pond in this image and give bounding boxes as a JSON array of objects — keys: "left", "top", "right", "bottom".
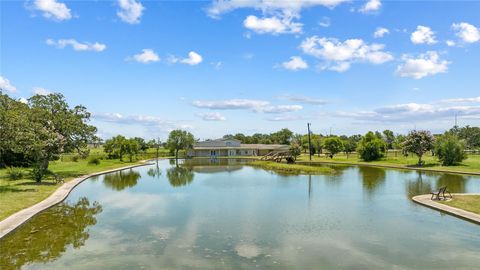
[{"left": 1, "top": 159, "right": 479, "bottom": 269}]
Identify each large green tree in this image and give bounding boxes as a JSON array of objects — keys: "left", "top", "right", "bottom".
[
  {"left": 323, "top": 137, "right": 344, "bottom": 158},
  {"left": 167, "top": 130, "right": 195, "bottom": 160},
  {"left": 434, "top": 134, "right": 467, "bottom": 166},
  {"left": 357, "top": 131, "right": 387, "bottom": 161},
  {"left": 403, "top": 130, "right": 435, "bottom": 166}
]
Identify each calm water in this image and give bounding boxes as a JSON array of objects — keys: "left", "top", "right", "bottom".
[{"left": 1, "top": 159, "right": 479, "bottom": 269}]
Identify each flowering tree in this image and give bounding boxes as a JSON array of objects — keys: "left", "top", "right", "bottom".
[{"left": 403, "top": 130, "right": 435, "bottom": 166}]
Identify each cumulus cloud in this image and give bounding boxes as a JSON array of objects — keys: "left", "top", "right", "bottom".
[
  {"left": 192, "top": 99, "right": 302, "bottom": 113},
  {"left": 128, "top": 49, "right": 160, "bottom": 63},
  {"left": 32, "top": 87, "right": 52, "bottom": 95},
  {"left": 410, "top": 25, "right": 437, "bottom": 44},
  {"left": 93, "top": 113, "right": 193, "bottom": 132},
  {"left": 197, "top": 112, "right": 226, "bottom": 121},
  {"left": 169, "top": 51, "right": 203, "bottom": 65},
  {"left": 335, "top": 99, "right": 480, "bottom": 123},
  {"left": 33, "top": 0, "right": 72, "bottom": 21},
  {"left": 117, "top": 0, "right": 144, "bottom": 24},
  {"left": 396, "top": 51, "right": 449, "bottom": 79},
  {"left": 452, "top": 22, "right": 480, "bottom": 43},
  {"left": 373, "top": 27, "right": 389, "bottom": 38},
  {"left": 46, "top": 38, "right": 106, "bottom": 52},
  {"left": 0, "top": 76, "right": 17, "bottom": 93},
  {"left": 300, "top": 36, "right": 393, "bottom": 72},
  {"left": 243, "top": 15, "right": 302, "bottom": 34},
  {"left": 281, "top": 56, "right": 308, "bottom": 71},
  {"left": 446, "top": 40, "right": 456, "bottom": 47},
  {"left": 359, "top": 0, "right": 381, "bottom": 13}
]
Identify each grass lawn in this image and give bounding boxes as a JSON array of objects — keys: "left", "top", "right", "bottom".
[
  {"left": 296, "top": 152, "right": 480, "bottom": 174},
  {"left": 0, "top": 158, "right": 144, "bottom": 221},
  {"left": 249, "top": 161, "right": 336, "bottom": 175},
  {"left": 439, "top": 195, "right": 480, "bottom": 215}
]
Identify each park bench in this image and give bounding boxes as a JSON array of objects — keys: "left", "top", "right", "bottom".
[
  {"left": 430, "top": 186, "right": 452, "bottom": 200},
  {"left": 53, "top": 174, "right": 64, "bottom": 184}
]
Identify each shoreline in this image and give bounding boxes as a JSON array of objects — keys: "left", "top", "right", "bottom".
[
  {"left": 296, "top": 160, "right": 480, "bottom": 176},
  {"left": 412, "top": 193, "right": 480, "bottom": 225},
  {"left": 0, "top": 161, "right": 153, "bottom": 239}
]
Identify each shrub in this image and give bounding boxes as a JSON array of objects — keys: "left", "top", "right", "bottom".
[
  {"left": 71, "top": 155, "right": 80, "bottom": 162},
  {"left": 434, "top": 134, "right": 467, "bottom": 166},
  {"left": 88, "top": 157, "right": 101, "bottom": 165},
  {"left": 30, "top": 165, "right": 49, "bottom": 182},
  {"left": 357, "top": 132, "right": 387, "bottom": 161},
  {"left": 6, "top": 167, "right": 23, "bottom": 180}
]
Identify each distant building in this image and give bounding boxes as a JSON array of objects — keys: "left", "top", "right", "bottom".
[{"left": 188, "top": 138, "right": 288, "bottom": 158}]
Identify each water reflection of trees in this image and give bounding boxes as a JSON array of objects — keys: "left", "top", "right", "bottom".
[
  {"left": 0, "top": 198, "right": 102, "bottom": 270},
  {"left": 436, "top": 174, "right": 467, "bottom": 193},
  {"left": 102, "top": 169, "right": 141, "bottom": 191},
  {"left": 406, "top": 171, "right": 432, "bottom": 198},
  {"left": 358, "top": 166, "right": 386, "bottom": 196},
  {"left": 166, "top": 166, "right": 194, "bottom": 187},
  {"left": 147, "top": 161, "right": 162, "bottom": 179}
]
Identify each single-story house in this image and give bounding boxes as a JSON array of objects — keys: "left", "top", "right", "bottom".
[{"left": 187, "top": 138, "right": 289, "bottom": 158}]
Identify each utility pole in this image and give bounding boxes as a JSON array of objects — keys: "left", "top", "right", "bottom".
[{"left": 307, "top": 123, "right": 312, "bottom": 161}]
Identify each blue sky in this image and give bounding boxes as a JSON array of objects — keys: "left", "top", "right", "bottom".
[{"left": 1, "top": 0, "right": 479, "bottom": 140}]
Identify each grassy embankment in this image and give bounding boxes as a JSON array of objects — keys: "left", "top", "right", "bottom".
[
  {"left": 296, "top": 151, "right": 480, "bottom": 174},
  {"left": 439, "top": 195, "right": 480, "bottom": 215},
  {"left": 0, "top": 147, "right": 174, "bottom": 221}
]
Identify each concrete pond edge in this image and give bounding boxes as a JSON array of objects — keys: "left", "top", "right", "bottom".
[
  {"left": 412, "top": 193, "right": 480, "bottom": 225},
  {"left": 0, "top": 161, "right": 153, "bottom": 239}
]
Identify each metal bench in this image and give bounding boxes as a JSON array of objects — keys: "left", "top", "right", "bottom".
[{"left": 430, "top": 186, "right": 452, "bottom": 200}]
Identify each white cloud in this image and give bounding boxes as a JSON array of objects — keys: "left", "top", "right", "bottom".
[
  {"left": 117, "top": 0, "right": 144, "bottom": 24},
  {"left": 359, "top": 0, "right": 381, "bottom": 13},
  {"left": 18, "top": 97, "right": 28, "bottom": 104},
  {"left": 33, "top": 0, "right": 72, "bottom": 21},
  {"left": 170, "top": 52, "right": 203, "bottom": 65},
  {"left": 439, "top": 96, "right": 480, "bottom": 104},
  {"left": 192, "top": 99, "right": 302, "bottom": 113},
  {"left": 0, "top": 76, "right": 17, "bottom": 93},
  {"left": 410, "top": 25, "right": 437, "bottom": 44},
  {"left": 46, "top": 38, "right": 106, "bottom": 52},
  {"left": 243, "top": 15, "right": 302, "bottom": 34},
  {"left": 128, "top": 49, "right": 160, "bottom": 63},
  {"left": 32, "top": 87, "right": 52, "bottom": 95},
  {"left": 396, "top": 51, "right": 449, "bottom": 79},
  {"left": 279, "top": 95, "right": 328, "bottom": 105},
  {"left": 452, "top": 22, "right": 480, "bottom": 43},
  {"left": 319, "top": 17, "right": 330, "bottom": 27},
  {"left": 207, "top": 0, "right": 348, "bottom": 18},
  {"left": 335, "top": 99, "right": 480, "bottom": 123},
  {"left": 373, "top": 27, "right": 389, "bottom": 38},
  {"left": 265, "top": 114, "right": 307, "bottom": 121},
  {"left": 446, "top": 40, "right": 456, "bottom": 47},
  {"left": 300, "top": 36, "right": 393, "bottom": 72},
  {"left": 93, "top": 113, "right": 193, "bottom": 132},
  {"left": 197, "top": 112, "right": 226, "bottom": 121},
  {"left": 181, "top": 51, "right": 203, "bottom": 65},
  {"left": 281, "top": 56, "right": 308, "bottom": 71}
]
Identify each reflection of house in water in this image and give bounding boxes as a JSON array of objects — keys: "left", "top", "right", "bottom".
[
  {"left": 182, "top": 158, "right": 247, "bottom": 174},
  {"left": 188, "top": 138, "right": 288, "bottom": 158}
]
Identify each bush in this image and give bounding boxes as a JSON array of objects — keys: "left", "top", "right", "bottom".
[
  {"left": 71, "top": 155, "right": 80, "bottom": 162},
  {"left": 88, "top": 157, "right": 101, "bottom": 165},
  {"left": 6, "top": 167, "right": 23, "bottom": 180},
  {"left": 30, "top": 165, "right": 49, "bottom": 182},
  {"left": 435, "top": 134, "right": 467, "bottom": 166},
  {"left": 357, "top": 132, "right": 387, "bottom": 161}
]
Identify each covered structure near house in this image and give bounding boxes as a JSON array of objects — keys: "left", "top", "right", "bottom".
[{"left": 188, "top": 138, "right": 289, "bottom": 158}]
